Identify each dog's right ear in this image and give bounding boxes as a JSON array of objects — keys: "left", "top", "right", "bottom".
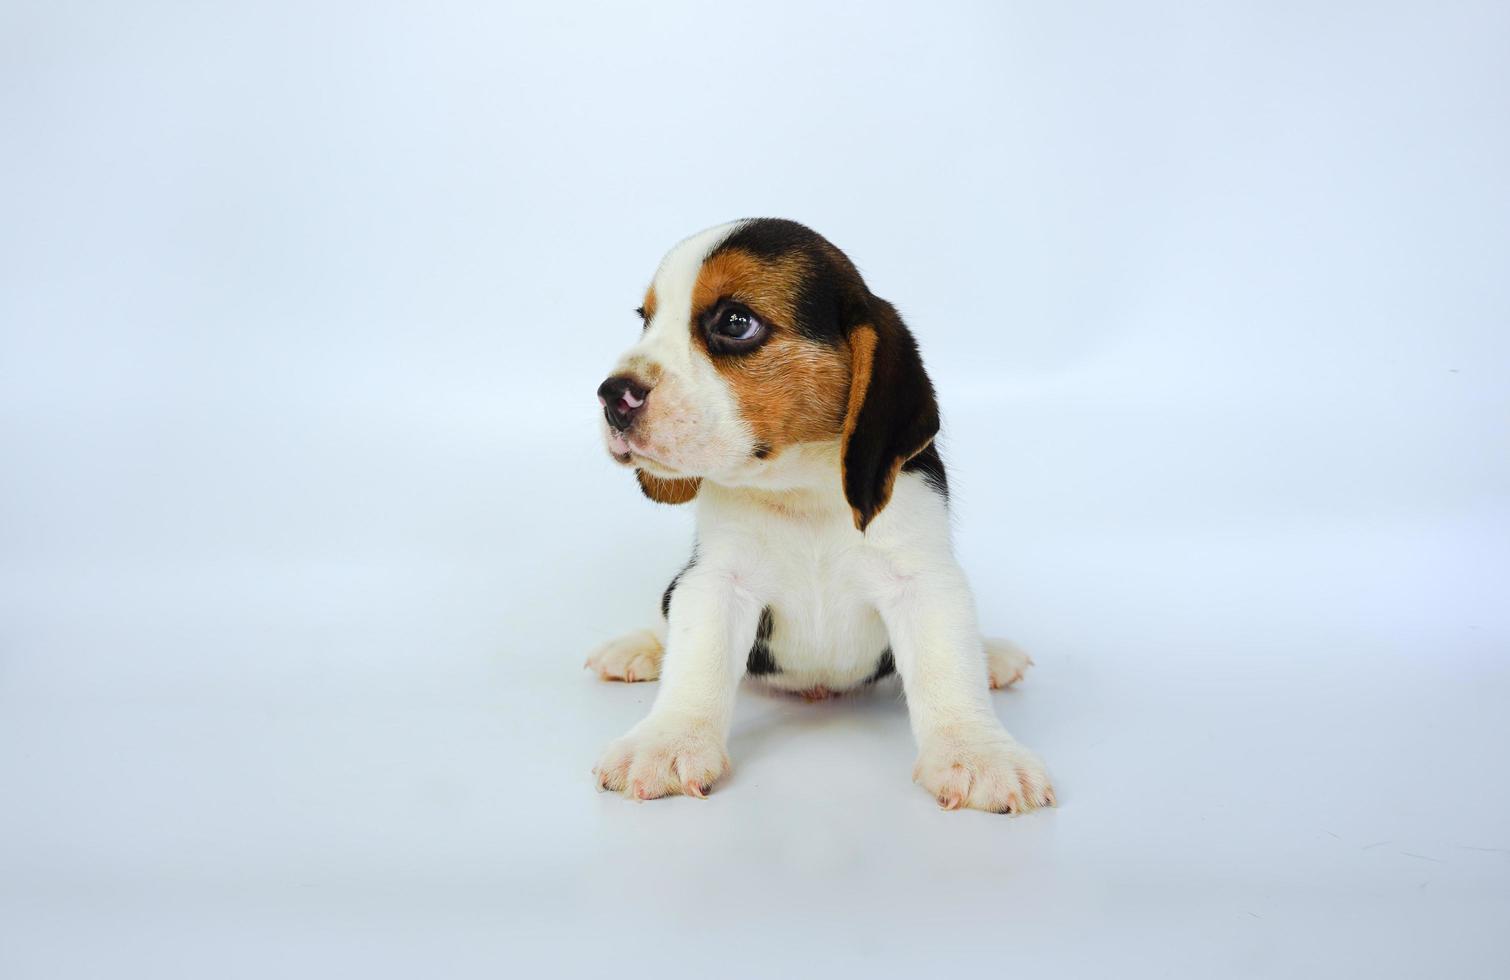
[
  {"left": 840, "top": 301, "right": 940, "bottom": 532},
  {"left": 636, "top": 470, "right": 701, "bottom": 504}
]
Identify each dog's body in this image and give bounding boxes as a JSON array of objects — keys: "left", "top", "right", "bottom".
[{"left": 589, "top": 219, "right": 1053, "bottom": 813}]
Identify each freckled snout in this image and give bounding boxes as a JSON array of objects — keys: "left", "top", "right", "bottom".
[{"left": 597, "top": 374, "right": 651, "bottom": 431}]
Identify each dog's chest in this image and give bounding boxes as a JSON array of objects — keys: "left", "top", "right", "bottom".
[{"left": 753, "top": 514, "right": 891, "bottom": 690}]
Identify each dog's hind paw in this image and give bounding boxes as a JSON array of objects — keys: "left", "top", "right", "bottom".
[
  {"left": 984, "top": 637, "right": 1034, "bottom": 690},
  {"left": 586, "top": 628, "right": 663, "bottom": 682}
]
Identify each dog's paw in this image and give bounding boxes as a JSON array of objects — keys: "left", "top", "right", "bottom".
[
  {"left": 914, "top": 729, "right": 1055, "bottom": 814},
  {"left": 585, "top": 629, "right": 663, "bottom": 682},
  {"left": 593, "top": 716, "right": 729, "bottom": 800},
  {"left": 985, "top": 637, "right": 1034, "bottom": 689}
]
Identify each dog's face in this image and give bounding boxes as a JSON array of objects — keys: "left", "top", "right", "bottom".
[{"left": 598, "top": 219, "right": 940, "bottom": 530}]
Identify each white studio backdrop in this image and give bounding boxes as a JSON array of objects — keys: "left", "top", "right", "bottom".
[{"left": 2, "top": 3, "right": 1507, "bottom": 978}]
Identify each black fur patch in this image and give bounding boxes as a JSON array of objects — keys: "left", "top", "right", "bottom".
[
  {"left": 661, "top": 549, "right": 697, "bottom": 619},
  {"left": 866, "top": 648, "right": 897, "bottom": 683},
  {"left": 902, "top": 442, "right": 949, "bottom": 501},
  {"left": 715, "top": 218, "right": 819, "bottom": 262},
  {"left": 745, "top": 607, "right": 779, "bottom": 675}
]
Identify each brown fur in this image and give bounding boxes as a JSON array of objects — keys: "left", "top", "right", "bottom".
[
  {"left": 691, "top": 249, "right": 852, "bottom": 455},
  {"left": 840, "top": 324, "right": 881, "bottom": 529},
  {"left": 690, "top": 250, "right": 803, "bottom": 329},
  {"left": 637, "top": 470, "right": 700, "bottom": 504},
  {"left": 641, "top": 285, "right": 657, "bottom": 321}
]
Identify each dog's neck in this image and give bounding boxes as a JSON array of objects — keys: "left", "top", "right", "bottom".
[{"left": 703, "top": 440, "right": 849, "bottom": 521}]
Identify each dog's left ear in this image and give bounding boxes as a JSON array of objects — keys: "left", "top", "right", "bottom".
[
  {"left": 636, "top": 470, "right": 701, "bottom": 504},
  {"left": 840, "top": 301, "right": 940, "bottom": 532}
]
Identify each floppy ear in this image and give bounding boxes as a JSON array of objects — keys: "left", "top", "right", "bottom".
[
  {"left": 840, "top": 302, "right": 940, "bottom": 532},
  {"left": 636, "top": 470, "right": 701, "bottom": 505}
]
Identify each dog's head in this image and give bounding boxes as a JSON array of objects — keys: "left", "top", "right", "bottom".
[{"left": 598, "top": 219, "right": 939, "bottom": 531}]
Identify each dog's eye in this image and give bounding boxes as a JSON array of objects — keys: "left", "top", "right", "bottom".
[
  {"left": 716, "top": 310, "right": 759, "bottom": 340},
  {"left": 706, "top": 305, "right": 766, "bottom": 350}
]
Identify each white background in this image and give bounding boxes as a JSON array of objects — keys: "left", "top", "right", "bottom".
[{"left": 3, "top": 2, "right": 1508, "bottom": 977}]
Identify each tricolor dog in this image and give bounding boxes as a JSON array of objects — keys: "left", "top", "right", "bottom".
[{"left": 588, "top": 219, "right": 1054, "bottom": 813}]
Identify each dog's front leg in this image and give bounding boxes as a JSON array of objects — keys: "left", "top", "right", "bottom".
[
  {"left": 878, "top": 561, "right": 1056, "bottom": 814},
  {"left": 593, "top": 557, "right": 761, "bottom": 800}
]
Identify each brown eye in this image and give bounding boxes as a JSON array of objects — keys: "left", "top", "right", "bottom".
[{"left": 706, "top": 304, "right": 766, "bottom": 350}]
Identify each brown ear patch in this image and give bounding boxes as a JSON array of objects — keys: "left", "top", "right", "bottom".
[
  {"left": 840, "top": 324, "right": 883, "bottom": 529},
  {"left": 692, "top": 248, "right": 851, "bottom": 457},
  {"left": 641, "top": 285, "right": 658, "bottom": 322},
  {"left": 841, "top": 325, "right": 878, "bottom": 446},
  {"left": 636, "top": 470, "right": 700, "bottom": 504}
]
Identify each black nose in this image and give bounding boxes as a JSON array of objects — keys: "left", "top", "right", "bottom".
[{"left": 598, "top": 374, "right": 651, "bottom": 430}]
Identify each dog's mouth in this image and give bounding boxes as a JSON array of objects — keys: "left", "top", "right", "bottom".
[{"left": 606, "top": 429, "right": 676, "bottom": 472}]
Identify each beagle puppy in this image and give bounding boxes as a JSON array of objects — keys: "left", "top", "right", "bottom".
[{"left": 588, "top": 219, "right": 1054, "bottom": 813}]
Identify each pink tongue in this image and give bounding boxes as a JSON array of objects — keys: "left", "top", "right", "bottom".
[{"left": 621, "top": 390, "right": 644, "bottom": 409}]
